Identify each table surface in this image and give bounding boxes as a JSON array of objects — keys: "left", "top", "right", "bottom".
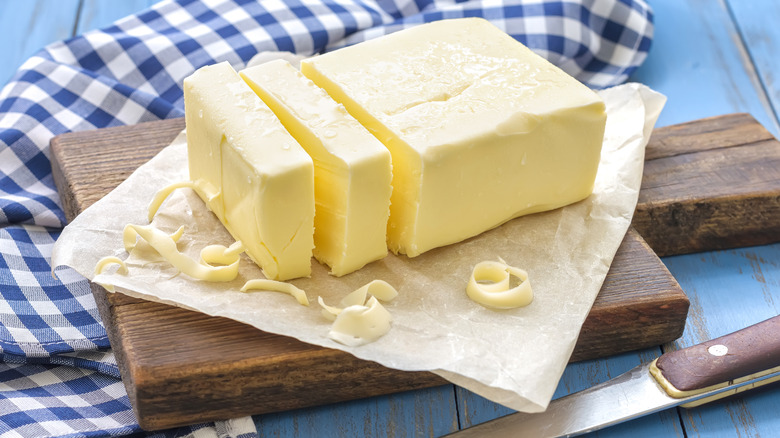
[{"left": 2, "top": 1, "right": 779, "bottom": 437}]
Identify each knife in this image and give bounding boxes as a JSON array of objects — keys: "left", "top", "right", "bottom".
[{"left": 447, "top": 315, "right": 780, "bottom": 437}]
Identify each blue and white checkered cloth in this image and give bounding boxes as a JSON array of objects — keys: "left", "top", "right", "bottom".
[{"left": 0, "top": 0, "right": 653, "bottom": 436}]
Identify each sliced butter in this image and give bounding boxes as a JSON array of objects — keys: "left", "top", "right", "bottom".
[
  {"left": 240, "top": 60, "right": 392, "bottom": 277},
  {"left": 184, "top": 61, "right": 314, "bottom": 280},
  {"left": 301, "top": 17, "right": 606, "bottom": 257}
]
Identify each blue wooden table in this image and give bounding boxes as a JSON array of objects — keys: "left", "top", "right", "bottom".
[{"left": 2, "top": 1, "right": 779, "bottom": 436}]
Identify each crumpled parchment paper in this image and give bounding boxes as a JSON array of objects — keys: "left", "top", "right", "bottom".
[{"left": 52, "top": 82, "right": 665, "bottom": 413}]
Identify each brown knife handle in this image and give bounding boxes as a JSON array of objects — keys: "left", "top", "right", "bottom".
[{"left": 654, "top": 315, "right": 780, "bottom": 393}]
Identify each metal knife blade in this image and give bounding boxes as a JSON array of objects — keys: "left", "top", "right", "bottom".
[{"left": 446, "top": 315, "right": 780, "bottom": 437}]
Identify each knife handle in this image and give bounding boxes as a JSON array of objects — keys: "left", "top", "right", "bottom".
[{"left": 650, "top": 315, "right": 780, "bottom": 407}]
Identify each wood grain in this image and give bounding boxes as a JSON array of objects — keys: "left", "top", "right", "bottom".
[
  {"left": 9, "top": 1, "right": 780, "bottom": 437},
  {"left": 59, "top": 113, "right": 780, "bottom": 429},
  {"left": 634, "top": 113, "right": 780, "bottom": 256},
  {"left": 455, "top": 347, "right": 686, "bottom": 436},
  {"left": 629, "top": 1, "right": 780, "bottom": 136},
  {"left": 728, "top": 1, "right": 780, "bottom": 133},
  {"left": 572, "top": 228, "right": 686, "bottom": 361},
  {"left": 629, "top": 2, "right": 780, "bottom": 437}
]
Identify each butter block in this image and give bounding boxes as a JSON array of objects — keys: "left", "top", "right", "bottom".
[
  {"left": 184, "top": 61, "right": 314, "bottom": 280},
  {"left": 301, "top": 18, "right": 607, "bottom": 257},
  {"left": 240, "top": 60, "right": 392, "bottom": 276}
]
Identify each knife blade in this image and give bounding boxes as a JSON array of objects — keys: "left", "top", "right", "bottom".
[{"left": 447, "top": 315, "right": 780, "bottom": 437}]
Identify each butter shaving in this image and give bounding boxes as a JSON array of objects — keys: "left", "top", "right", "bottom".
[
  {"left": 341, "top": 279, "right": 398, "bottom": 306},
  {"left": 94, "top": 256, "right": 128, "bottom": 292},
  {"left": 240, "top": 279, "right": 309, "bottom": 306},
  {"left": 319, "top": 280, "right": 398, "bottom": 345},
  {"left": 148, "top": 179, "right": 220, "bottom": 222},
  {"left": 329, "top": 296, "right": 393, "bottom": 347},
  {"left": 123, "top": 223, "right": 242, "bottom": 282},
  {"left": 467, "top": 258, "right": 532, "bottom": 309},
  {"left": 319, "top": 279, "right": 397, "bottom": 320},
  {"left": 94, "top": 256, "right": 128, "bottom": 276},
  {"left": 317, "top": 297, "right": 343, "bottom": 322}
]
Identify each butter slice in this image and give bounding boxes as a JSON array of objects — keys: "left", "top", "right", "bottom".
[
  {"left": 184, "top": 61, "right": 314, "bottom": 280},
  {"left": 301, "top": 18, "right": 606, "bottom": 257},
  {"left": 240, "top": 60, "right": 392, "bottom": 276}
]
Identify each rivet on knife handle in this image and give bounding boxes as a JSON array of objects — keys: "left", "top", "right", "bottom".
[{"left": 650, "top": 315, "right": 780, "bottom": 407}]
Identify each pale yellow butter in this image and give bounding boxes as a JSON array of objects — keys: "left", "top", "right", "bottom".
[
  {"left": 184, "top": 62, "right": 314, "bottom": 280},
  {"left": 318, "top": 280, "right": 398, "bottom": 346},
  {"left": 240, "top": 60, "right": 392, "bottom": 276},
  {"left": 241, "top": 279, "right": 309, "bottom": 306},
  {"left": 467, "top": 258, "right": 533, "bottom": 309},
  {"left": 301, "top": 18, "right": 607, "bottom": 257}
]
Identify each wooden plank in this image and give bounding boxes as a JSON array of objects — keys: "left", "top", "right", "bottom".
[
  {"left": 50, "top": 116, "right": 691, "bottom": 430},
  {"left": 0, "top": 0, "right": 81, "bottom": 86},
  {"left": 456, "top": 348, "right": 685, "bottom": 437},
  {"left": 553, "top": 348, "right": 684, "bottom": 438},
  {"left": 255, "top": 385, "right": 459, "bottom": 437},
  {"left": 727, "top": 0, "right": 780, "bottom": 131},
  {"left": 99, "top": 280, "right": 450, "bottom": 429},
  {"left": 97, "top": 229, "right": 678, "bottom": 429},
  {"left": 459, "top": 240, "right": 780, "bottom": 436},
  {"left": 663, "top": 245, "right": 780, "bottom": 437},
  {"left": 629, "top": 0, "right": 780, "bottom": 137},
  {"left": 50, "top": 1, "right": 780, "bottom": 436},
  {"left": 76, "top": 0, "right": 158, "bottom": 34},
  {"left": 633, "top": 113, "right": 780, "bottom": 256},
  {"left": 627, "top": 2, "right": 780, "bottom": 437},
  {"left": 571, "top": 227, "right": 687, "bottom": 361},
  {"left": 53, "top": 119, "right": 186, "bottom": 220}
]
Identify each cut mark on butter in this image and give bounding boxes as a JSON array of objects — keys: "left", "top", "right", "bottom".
[
  {"left": 148, "top": 179, "right": 221, "bottom": 222},
  {"left": 93, "top": 256, "right": 129, "bottom": 292},
  {"left": 467, "top": 257, "right": 532, "bottom": 309},
  {"left": 241, "top": 279, "right": 309, "bottom": 306},
  {"left": 318, "top": 280, "right": 398, "bottom": 346},
  {"left": 123, "top": 223, "right": 243, "bottom": 282}
]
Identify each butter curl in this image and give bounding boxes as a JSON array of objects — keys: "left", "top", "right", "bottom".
[
  {"left": 240, "top": 279, "right": 309, "bottom": 306},
  {"left": 318, "top": 280, "right": 398, "bottom": 346},
  {"left": 123, "top": 223, "right": 243, "bottom": 282},
  {"left": 93, "top": 256, "right": 129, "bottom": 292},
  {"left": 467, "top": 258, "right": 533, "bottom": 309},
  {"left": 148, "top": 179, "right": 220, "bottom": 222}
]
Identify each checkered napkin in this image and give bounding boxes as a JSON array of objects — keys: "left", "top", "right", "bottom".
[{"left": 0, "top": 0, "right": 653, "bottom": 436}]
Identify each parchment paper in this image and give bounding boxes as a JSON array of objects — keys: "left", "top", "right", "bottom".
[{"left": 52, "top": 83, "right": 665, "bottom": 413}]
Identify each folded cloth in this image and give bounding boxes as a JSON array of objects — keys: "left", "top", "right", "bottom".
[{"left": 0, "top": 0, "right": 653, "bottom": 436}]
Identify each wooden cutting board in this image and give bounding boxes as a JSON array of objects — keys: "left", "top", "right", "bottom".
[{"left": 49, "top": 113, "right": 780, "bottom": 430}]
